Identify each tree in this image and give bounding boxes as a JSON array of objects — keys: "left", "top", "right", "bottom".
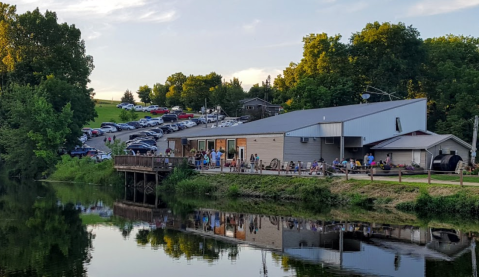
[
  {"left": 181, "top": 72, "right": 222, "bottom": 111},
  {"left": 150, "top": 83, "right": 168, "bottom": 106},
  {"left": 137, "top": 85, "right": 151, "bottom": 105},
  {"left": 121, "top": 90, "right": 135, "bottom": 104},
  {"left": 129, "top": 108, "right": 138, "bottom": 121},
  {"left": 119, "top": 109, "right": 130, "bottom": 122},
  {"left": 165, "top": 72, "right": 187, "bottom": 107},
  {"left": 210, "top": 78, "right": 246, "bottom": 116}
]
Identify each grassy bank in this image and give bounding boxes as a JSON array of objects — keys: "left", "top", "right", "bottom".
[
  {"left": 387, "top": 173, "right": 479, "bottom": 183},
  {"left": 49, "top": 155, "right": 122, "bottom": 185},
  {"left": 161, "top": 170, "right": 479, "bottom": 216}
]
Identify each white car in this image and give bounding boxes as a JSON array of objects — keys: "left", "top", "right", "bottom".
[
  {"left": 139, "top": 118, "right": 156, "bottom": 127},
  {"left": 122, "top": 104, "right": 134, "bottom": 110},
  {"left": 164, "top": 123, "right": 179, "bottom": 131},
  {"left": 93, "top": 152, "right": 112, "bottom": 162},
  {"left": 100, "top": 126, "right": 117, "bottom": 133},
  {"left": 143, "top": 105, "right": 159, "bottom": 112},
  {"left": 183, "top": 120, "right": 196, "bottom": 128},
  {"left": 134, "top": 105, "right": 143, "bottom": 111},
  {"left": 171, "top": 106, "right": 181, "bottom": 111},
  {"left": 150, "top": 118, "right": 164, "bottom": 125},
  {"left": 199, "top": 116, "right": 214, "bottom": 123},
  {"left": 79, "top": 134, "right": 88, "bottom": 144}
]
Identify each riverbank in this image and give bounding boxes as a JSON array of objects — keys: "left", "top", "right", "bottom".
[{"left": 164, "top": 173, "right": 479, "bottom": 215}]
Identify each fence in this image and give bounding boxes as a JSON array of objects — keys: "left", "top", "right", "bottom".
[{"left": 114, "top": 156, "right": 187, "bottom": 170}]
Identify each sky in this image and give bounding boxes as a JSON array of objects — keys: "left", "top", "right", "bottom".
[{"left": 12, "top": 0, "right": 479, "bottom": 100}]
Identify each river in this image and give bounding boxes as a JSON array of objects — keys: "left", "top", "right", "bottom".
[{"left": 0, "top": 179, "right": 478, "bottom": 277}]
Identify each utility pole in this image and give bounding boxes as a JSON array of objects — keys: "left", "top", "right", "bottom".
[
  {"left": 205, "top": 98, "right": 208, "bottom": 129},
  {"left": 472, "top": 115, "right": 478, "bottom": 165}
]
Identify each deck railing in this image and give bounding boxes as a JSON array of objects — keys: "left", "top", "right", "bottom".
[{"left": 114, "top": 155, "right": 187, "bottom": 170}]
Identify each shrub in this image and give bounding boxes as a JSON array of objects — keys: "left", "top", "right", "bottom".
[{"left": 227, "top": 185, "right": 240, "bottom": 197}]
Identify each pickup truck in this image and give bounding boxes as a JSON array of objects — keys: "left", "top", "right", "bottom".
[
  {"left": 150, "top": 107, "right": 170, "bottom": 115},
  {"left": 177, "top": 112, "right": 194, "bottom": 119}
]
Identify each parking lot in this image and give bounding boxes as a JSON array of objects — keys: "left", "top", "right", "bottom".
[{"left": 86, "top": 121, "right": 217, "bottom": 154}]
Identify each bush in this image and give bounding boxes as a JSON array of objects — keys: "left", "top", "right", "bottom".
[{"left": 227, "top": 185, "right": 240, "bottom": 197}]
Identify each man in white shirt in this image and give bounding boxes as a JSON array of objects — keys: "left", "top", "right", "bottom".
[{"left": 211, "top": 149, "right": 217, "bottom": 168}]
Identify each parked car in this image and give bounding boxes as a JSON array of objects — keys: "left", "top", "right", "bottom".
[
  {"left": 159, "top": 126, "right": 174, "bottom": 134},
  {"left": 93, "top": 151, "right": 111, "bottom": 162},
  {"left": 171, "top": 110, "right": 183, "bottom": 115},
  {"left": 133, "top": 105, "right": 144, "bottom": 112},
  {"left": 117, "top": 102, "right": 129, "bottom": 108},
  {"left": 211, "top": 113, "right": 225, "bottom": 120},
  {"left": 183, "top": 120, "right": 196, "bottom": 128},
  {"left": 126, "top": 144, "right": 156, "bottom": 154},
  {"left": 70, "top": 147, "right": 96, "bottom": 157},
  {"left": 100, "top": 126, "right": 117, "bottom": 133},
  {"left": 127, "top": 121, "right": 142, "bottom": 129},
  {"left": 177, "top": 112, "right": 194, "bottom": 119},
  {"left": 122, "top": 104, "right": 134, "bottom": 110},
  {"left": 81, "top": 128, "right": 93, "bottom": 138},
  {"left": 78, "top": 134, "right": 88, "bottom": 144},
  {"left": 143, "top": 105, "right": 159, "bottom": 112},
  {"left": 239, "top": 115, "right": 251, "bottom": 122},
  {"left": 138, "top": 131, "right": 160, "bottom": 139},
  {"left": 199, "top": 116, "right": 214, "bottom": 123},
  {"left": 119, "top": 123, "right": 135, "bottom": 130},
  {"left": 150, "top": 107, "right": 170, "bottom": 115},
  {"left": 190, "top": 118, "right": 202, "bottom": 125},
  {"left": 92, "top": 128, "right": 104, "bottom": 136},
  {"left": 171, "top": 106, "right": 181, "bottom": 111},
  {"left": 177, "top": 122, "right": 188, "bottom": 130},
  {"left": 149, "top": 128, "right": 164, "bottom": 137},
  {"left": 101, "top": 122, "right": 123, "bottom": 131},
  {"left": 162, "top": 114, "right": 178, "bottom": 122},
  {"left": 138, "top": 118, "right": 156, "bottom": 127},
  {"left": 149, "top": 118, "right": 164, "bottom": 125},
  {"left": 163, "top": 123, "right": 179, "bottom": 131},
  {"left": 128, "top": 138, "right": 157, "bottom": 146}
]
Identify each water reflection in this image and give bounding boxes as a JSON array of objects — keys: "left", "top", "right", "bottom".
[{"left": 1, "top": 179, "right": 479, "bottom": 277}]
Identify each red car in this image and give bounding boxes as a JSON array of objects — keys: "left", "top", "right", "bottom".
[
  {"left": 177, "top": 112, "right": 194, "bottom": 119},
  {"left": 150, "top": 108, "right": 170, "bottom": 115}
]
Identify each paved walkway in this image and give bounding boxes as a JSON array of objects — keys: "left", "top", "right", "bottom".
[{"left": 196, "top": 167, "right": 479, "bottom": 187}]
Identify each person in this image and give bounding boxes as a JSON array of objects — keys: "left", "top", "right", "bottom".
[
  {"left": 254, "top": 153, "right": 260, "bottom": 173},
  {"left": 249, "top": 154, "right": 255, "bottom": 173},
  {"left": 294, "top": 161, "right": 301, "bottom": 174},
  {"left": 286, "top": 161, "right": 294, "bottom": 174},
  {"left": 108, "top": 137, "right": 112, "bottom": 144},
  {"left": 230, "top": 159, "right": 237, "bottom": 172},
  {"left": 368, "top": 153, "right": 374, "bottom": 166},
  {"left": 349, "top": 159, "right": 355, "bottom": 170},
  {"left": 341, "top": 159, "right": 348, "bottom": 167},
  {"left": 355, "top": 159, "right": 362, "bottom": 168},
  {"left": 131, "top": 149, "right": 136, "bottom": 156},
  {"left": 363, "top": 153, "right": 369, "bottom": 167},
  {"left": 332, "top": 158, "right": 340, "bottom": 168},
  {"left": 195, "top": 151, "right": 202, "bottom": 170},
  {"left": 216, "top": 150, "right": 222, "bottom": 167},
  {"left": 203, "top": 152, "right": 210, "bottom": 169},
  {"left": 309, "top": 160, "right": 319, "bottom": 175},
  {"left": 103, "top": 137, "right": 107, "bottom": 144},
  {"left": 386, "top": 154, "right": 391, "bottom": 165},
  {"left": 136, "top": 150, "right": 140, "bottom": 156},
  {"left": 113, "top": 135, "right": 116, "bottom": 141},
  {"left": 211, "top": 149, "right": 217, "bottom": 169}
]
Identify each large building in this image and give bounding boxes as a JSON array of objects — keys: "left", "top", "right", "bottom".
[{"left": 168, "top": 98, "right": 471, "bottom": 168}]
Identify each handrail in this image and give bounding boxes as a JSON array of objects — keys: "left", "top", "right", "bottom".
[{"left": 114, "top": 155, "right": 187, "bottom": 170}]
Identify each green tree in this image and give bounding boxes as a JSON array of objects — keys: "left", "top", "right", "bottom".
[
  {"left": 119, "top": 109, "right": 130, "bottom": 122},
  {"left": 181, "top": 72, "right": 222, "bottom": 111},
  {"left": 129, "top": 108, "right": 138, "bottom": 121},
  {"left": 137, "top": 85, "right": 151, "bottom": 105},
  {"left": 121, "top": 89, "right": 135, "bottom": 104},
  {"left": 210, "top": 78, "right": 246, "bottom": 116},
  {"left": 150, "top": 83, "right": 168, "bottom": 106},
  {"left": 165, "top": 72, "right": 187, "bottom": 107}
]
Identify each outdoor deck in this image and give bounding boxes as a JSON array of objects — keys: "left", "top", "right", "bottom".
[{"left": 113, "top": 155, "right": 186, "bottom": 173}]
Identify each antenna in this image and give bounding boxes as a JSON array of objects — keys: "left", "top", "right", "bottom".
[{"left": 364, "top": 86, "right": 401, "bottom": 101}]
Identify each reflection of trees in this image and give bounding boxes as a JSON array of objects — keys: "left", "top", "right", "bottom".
[
  {"left": 110, "top": 216, "right": 134, "bottom": 239},
  {"left": 135, "top": 228, "right": 239, "bottom": 261},
  {"left": 0, "top": 179, "right": 92, "bottom": 276},
  {"left": 271, "top": 253, "right": 337, "bottom": 276}
]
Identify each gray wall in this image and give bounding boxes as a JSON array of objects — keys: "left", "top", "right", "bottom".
[
  {"left": 283, "top": 136, "right": 321, "bottom": 163},
  {"left": 374, "top": 150, "right": 414, "bottom": 167},
  {"left": 427, "top": 139, "right": 470, "bottom": 168}
]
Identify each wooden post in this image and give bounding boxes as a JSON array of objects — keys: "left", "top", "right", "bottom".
[
  {"left": 134, "top": 172, "right": 137, "bottom": 202},
  {"left": 221, "top": 159, "right": 224, "bottom": 172},
  {"left": 155, "top": 173, "right": 159, "bottom": 207},
  {"left": 427, "top": 170, "right": 431, "bottom": 185},
  {"left": 151, "top": 156, "right": 154, "bottom": 169},
  {"left": 345, "top": 168, "right": 349, "bottom": 181},
  {"left": 201, "top": 158, "right": 204, "bottom": 172},
  {"left": 299, "top": 161, "right": 302, "bottom": 175},
  {"left": 143, "top": 173, "right": 146, "bottom": 204},
  {"left": 370, "top": 168, "right": 373, "bottom": 181},
  {"left": 460, "top": 170, "right": 463, "bottom": 186},
  {"left": 278, "top": 159, "right": 281, "bottom": 175},
  {"left": 399, "top": 168, "right": 402, "bottom": 183},
  {"left": 322, "top": 164, "right": 325, "bottom": 176},
  {"left": 260, "top": 160, "right": 263, "bottom": 175}
]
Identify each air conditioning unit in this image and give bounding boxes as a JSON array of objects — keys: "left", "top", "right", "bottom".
[{"left": 300, "top": 137, "right": 309, "bottom": 143}]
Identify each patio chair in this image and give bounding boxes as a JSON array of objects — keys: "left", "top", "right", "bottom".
[{"left": 302, "top": 162, "right": 311, "bottom": 172}]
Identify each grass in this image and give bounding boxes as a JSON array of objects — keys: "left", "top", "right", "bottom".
[
  {"left": 86, "top": 101, "right": 124, "bottom": 128},
  {"left": 389, "top": 173, "right": 479, "bottom": 183},
  {"left": 80, "top": 214, "right": 111, "bottom": 225}
]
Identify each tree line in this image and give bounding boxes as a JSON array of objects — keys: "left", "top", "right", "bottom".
[
  {"left": 122, "top": 72, "right": 247, "bottom": 116},
  {"left": 0, "top": 3, "right": 96, "bottom": 176}
]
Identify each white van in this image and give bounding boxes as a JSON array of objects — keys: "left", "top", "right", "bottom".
[{"left": 134, "top": 105, "right": 143, "bottom": 111}]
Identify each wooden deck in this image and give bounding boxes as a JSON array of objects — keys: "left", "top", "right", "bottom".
[{"left": 114, "top": 155, "right": 187, "bottom": 172}]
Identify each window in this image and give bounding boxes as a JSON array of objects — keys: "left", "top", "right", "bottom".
[
  {"left": 207, "top": 140, "right": 215, "bottom": 151},
  {"left": 198, "top": 140, "right": 205, "bottom": 152},
  {"left": 227, "top": 139, "right": 236, "bottom": 159},
  {"left": 396, "top": 117, "right": 402, "bottom": 132},
  {"left": 325, "top": 137, "right": 335, "bottom": 144}
]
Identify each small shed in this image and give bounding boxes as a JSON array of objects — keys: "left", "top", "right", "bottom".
[{"left": 371, "top": 135, "right": 471, "bottom": 169}]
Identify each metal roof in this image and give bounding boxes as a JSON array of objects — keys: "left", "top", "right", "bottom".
[
  {"left": 371, "top": 134, "right": 472, "bottom": 150},
  {"left": 171, "top": 98, "right": 426, "bottom": 139}
]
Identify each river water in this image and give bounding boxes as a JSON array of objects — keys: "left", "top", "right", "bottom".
[{"left": 1, "top": 180, "right": 478, "bottom": 277}]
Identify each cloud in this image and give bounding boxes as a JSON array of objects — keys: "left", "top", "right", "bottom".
[
  {"left": 16, "top": 0, "right": 178, "bottom": 23},
  {"left": 225, "top": 68, "right": 282, "bottom": 91},
  {"left": 242, "top": 19, "right": 261, "bottom": 33},
  {"left": 318, "top": 1, "right": 369, "bottom": 14},
  {"left": 407, "top": 0, "right": 479, "bottom": 16},
  {"left": 86, "top": 31, "right": 102, "bottom": 40}
]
